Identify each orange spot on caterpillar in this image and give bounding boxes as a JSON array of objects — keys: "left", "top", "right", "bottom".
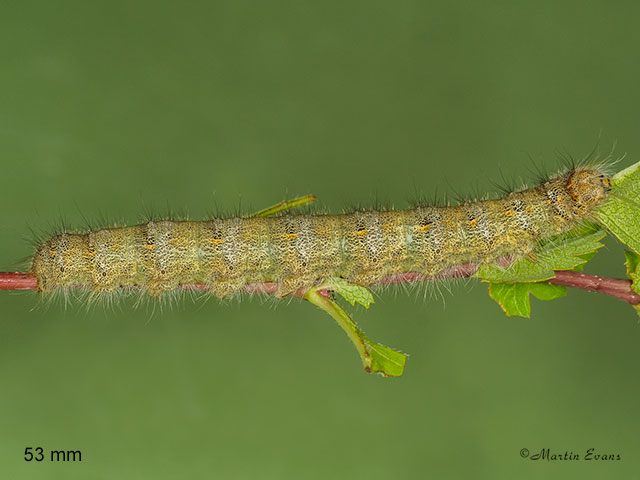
[
  {"left": 209, "top": 238, "right": 224, "bottom": 245},
  {"left": 49, "top": 250, "right": 56, "bottom": 256},
  {"left": 357, "top": 229, "right": 367, "bottom": 237},
  {"left": 145, "top": 243, "right": 155, "bottom": 250},
  {"left": 468, "top": 219, "right": 478, "bottom": 228},
  {"left": 504, "top": 209, "right": 515, "bottom": 216},
  {"left": 419, "top": 224, "right": 431, "bottom": 232},
  {"left": 285, "top": 233, "right": 298, "bottom": 240},
  {"left": 567, "top": 177, "right": 579, "bottom": 201}
]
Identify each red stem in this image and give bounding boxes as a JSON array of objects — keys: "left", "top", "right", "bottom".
[
  {"left": 0, "top": 272, "right": 38, "bottom": 290},
  {"left": 1, "top": 268, "right": 638, "bottom": 305},
  {"left": 546, "top": 270, "right": 640, "bottom": 304}
]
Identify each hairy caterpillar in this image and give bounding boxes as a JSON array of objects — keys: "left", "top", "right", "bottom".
[{"left": 30, "top": 166, "right": 611, "bottom": 300}]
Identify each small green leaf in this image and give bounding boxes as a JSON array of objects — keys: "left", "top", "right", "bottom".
[
  {"left": 624, "top": 250, "right": 640, "bottom": 295},
  {"left": 488, "top": 282, "right": 567, "bottom": 318},
  {"left": 304, "top": 287, "right": 406, "bottom": 377},
  {"left": 360, "top": 334, "right": 408, "bottom": 377},
  {"left": 249, "top": 194, "right": 316, "bottom": 218},
  {"left": 322, "top": 277, "right": 375, "bottom": 308},
  {"left": 476, "top": 229, "right": 606, "bottom": 283},
  {"left": 572, "top": 251, "right": 598, "bottom": 272},
  {"left": 595, "top": 160, "right": 640, "bottom": 253}
]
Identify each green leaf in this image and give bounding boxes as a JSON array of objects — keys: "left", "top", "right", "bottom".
[
  {"left": 359, "top": 334, "right": 408, "bottom": 377},
  {"left": 321, "top": 277, "right": 375, "bottom": 308},
  {"left": 572, "top": 251, "right": 598, "bottom": 272},
  {"left": 488, "top": 282, "right": 567, "bottom": 318},
  {"left": 475, "top": 229, "right": 607, "bottom": 283},
  {"left": 595, "top": 160, "right": 640, "bottom": 253},
  {"left": 619, "top": 251, "right": 640, "bottom": 319},
  {"left": 624, "top": 250, "right": 640, "bottom": 295},
  {"left": 304, "top": 287, "right": 406, "bottom": 377},
  {"left": 249, "top": 194, "right": 316, "bottom": 218}
]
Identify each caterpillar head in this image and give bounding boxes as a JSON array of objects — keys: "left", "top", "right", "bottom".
[{"left": 565, "top": 167, "right": 612, "bottom": 210}]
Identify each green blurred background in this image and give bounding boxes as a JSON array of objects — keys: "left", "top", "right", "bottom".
[{"left": 1, "top": 1, "right": 639, "bottom": 478}]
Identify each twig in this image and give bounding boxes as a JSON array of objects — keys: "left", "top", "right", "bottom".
[
  {"left": 546, "top": 270, "right": 640, "bottom": 304},
  {"left": 0, "top": 272, "right": 37, "bottom": 291},
  {"left": 1, "top": 268, "right": 638, "bottom": 305}
]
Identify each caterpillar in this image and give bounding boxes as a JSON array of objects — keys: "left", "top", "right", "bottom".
[{"left": 30, "top": 165, "right": 611, "bottom": 300}]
